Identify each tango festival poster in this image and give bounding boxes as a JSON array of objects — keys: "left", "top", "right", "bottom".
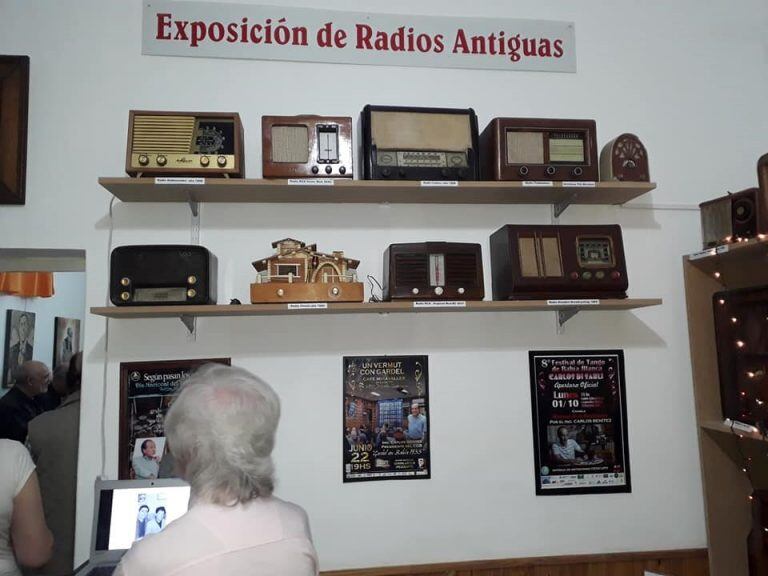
[
  {"left": 529, "top": 350, "right": 631, "bottom": 495},
  {"left": 343, "top": 355, "right": 430, "bottom": 482}
]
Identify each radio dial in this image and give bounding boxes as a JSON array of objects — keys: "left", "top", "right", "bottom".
[
  {"left": 120, "top": 291, "right": 131, "bottom": 301},
  {"left": 435, "top": 287, "right": 444, "bottom": 296},
  {"left": 138, "top": 154, "right": 149, "bottom": 166},
  {"left": 200, "top": 156, "right": 210, "bottom": 167},
  {"left": 458, "top": 287, "right": 465, "bottom": 295},
  {"left": 277, "top": 288, "right": 285, "bottom": 297},
  {"left": 546, "top": 166, "right": 556, "bottom": 176},
  {"left": 217, "top": 155, "right": 227, "bottom": 167},
  {"left": 187, "top": 289, "right": 197, "bottom": 298},
  {"left": 120, "top": 277, "right": 131, "bottom": 286},
  {"left": 325, "top": 165, "right": 332, "bottom": 175},
  {"left": 412, "top": 288, "right": 419, "bottom": 295},
  {"left": 188, "top": 275, "right": 197, "bottom": 285},
  {"left": 518, "top": 166, "right": 529, "bottom": 176},
  {"left": 156, "top": 155, "right": 167, "bottom": 166}
]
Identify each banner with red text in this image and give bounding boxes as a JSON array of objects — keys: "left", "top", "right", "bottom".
[{"left": 142, "top": 1, "right": 576, "bottom": 73}]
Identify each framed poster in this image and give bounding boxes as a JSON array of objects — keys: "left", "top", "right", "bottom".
[
  {"left": 3, "top": 309, "right": 35, "bottom": 388},
  {"left": 343, "top": 355, "right": 430, "bottom": 482},
  {"left": 119, "top": 358, "right": 230, "bottom": 480},
  {"left": 53, "top": 317, "right": 81, "bottom": 371},
  {"left": 529, "top": 350, "right": 631, "bottom": 495},
  {"left": 0, "top": 55, "right": 30, "bottom": 205}
]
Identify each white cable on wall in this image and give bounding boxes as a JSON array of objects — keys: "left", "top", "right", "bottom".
[{"left": 100, "top": 195, "right": 116, "bottom": 479}]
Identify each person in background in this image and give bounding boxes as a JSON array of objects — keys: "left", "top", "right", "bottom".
[
  {"left": 25, "top": 352, "right": 82, "bottom": 575},
  {"left": 0, "top": 439, "right": 53, "bottom": 576},
  {"left": 0, "top": 361, "right": 51, "bottom": 443},
  {"left": 132, "top": 439, "right": 160, "bottom": 480},
  {"left": 115, "top": 364, "right": 318, "bottom": 576},
  {"left": 32, "top": 363, "right": 66, "bottom": 414}
]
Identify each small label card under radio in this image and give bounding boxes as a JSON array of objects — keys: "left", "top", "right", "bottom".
[
  {"left": 724, "top": 418, "right": 760, "bottom": 434},
  {"left": 546, "top": 299, "right": 600, "bottom": 306},
  {"left": 288, "top": 179, "right": 335, "bottom": 186},
  {"left": 154, "top": 177, "right": 205, "bottom": 185},
  {"left": 688, "top": 248, "right": 717, "bottom": 261},
  {"left": 413, "top": 301, "right": 467, "bottom": 308},
  {"left": 522, "top": 180, "right": 555, "bottom": 187},
  {"left": 716, "top": 244, "right": 729, "bottom": 254},
  {"left": 420, "top": 180, "right": 459, "bottom": 187},
  {"left": 287, "top": 302, "right": 328, "bottom": 310},
  {"left": 562, "top": 181, "right": 596, "bottom": 188}
]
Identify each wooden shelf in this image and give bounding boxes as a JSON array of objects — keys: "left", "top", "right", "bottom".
[
  {"left": 98, "top": 177, "right": 656, "bottom": 206},
  {"left": 90, "top": 298, "right": 661, "bottom": 320},
  {"left": 701, "top": 420, "right": 767, "bottom": 444},
  {"left": 685, "top": 237, "right": 768, "bottom": 289}
]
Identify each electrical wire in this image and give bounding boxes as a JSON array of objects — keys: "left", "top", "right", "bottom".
[{"left": 100, "top": 195, "right": 116, "bottom": 478}]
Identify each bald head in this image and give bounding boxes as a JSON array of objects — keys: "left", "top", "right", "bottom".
[{"left": 13, "top": 361, "right": 51, "bottom": 398}]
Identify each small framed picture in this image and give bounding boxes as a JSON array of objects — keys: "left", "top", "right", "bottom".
[
  {"left": 3, "top": 309, "right": 35, "bottom": 388},
  {"left": 53, "top": 317, "right": 81, "bottom": 371}
]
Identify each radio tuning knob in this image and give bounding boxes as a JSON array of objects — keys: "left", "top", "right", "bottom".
[
  {"left": 546, "top": 166, "right": 556, "bottom": 176},
  {"left": 138, "top": 154, "right": 149, "bottom": 166},
  {"left": 311, "top": 166, "right": 319, "bottom": 174},
  {"left": 339, "top": 166, "right": 346, "bottom": 175},
  {"left": 440, "top": 169, "right": 449, "bottom": 178},
  {"left": 156, "top": 155, "right": 167, "bottom": 166},
  {"left": 570, "top": 272, "right": 579, "bottom": 280},
  {"left": 381, "top": 168, "right": 391, "bottom": 178},
  {"left": 120, "top": 277, "right": 131, "bottom": 286},
  {"left": 217, "top": 155, "right": 227, "bottom": 167},
  {"left": 120, "top": 291, "right": 131, "bottom": 301},
  {"left": 325, "top": 165, "right": 332, "bottom": 175},
  {"left": 458, "top": 287, "right": 465, "bottom": 295},
  {"left": 277, "top": 288, "right": 285, "bottom": 297},
  {"left": 200, "top": 156, "right": 210, "bottom": 167},
  {"left": 572, "top": 167, "right": 583, "bottom": 177},
  {"left": 435, "top": 287, "right": 444, "bottom": 296},
  {"left": 187, "top": 289, "right": 197, "bottom": 298},
  {"left": 611, "top": 271, "right": 621, "bottom": 279},
  {"left": 331, "top": 286, "right": 340, "bottom": 296},
  {"left": 187, "top": 275, "right": 197, "bottom": 285},
  {"left": 398, "top": 169, "right": 406, "bottom": 178},
  {"left": 519, "top": 166, "right": 529, "bottom": 176},
  {"left": 412, "top": 288, "right": 419, "bottom": 295}
]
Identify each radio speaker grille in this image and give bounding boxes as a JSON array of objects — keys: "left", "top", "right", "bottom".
[
  {"left": 394, "top": 254, "right": 428, "bottom": 284},
  {"left": 272, "top": 126, "right": 309, "bottom": 163},
  {"left": 132, "top": 116, "right": 195, "bottom": 153},
  {"left": 445, "top": 253, "right": 479, "bottom": 285}
]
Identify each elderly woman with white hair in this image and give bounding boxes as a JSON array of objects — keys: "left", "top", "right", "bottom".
[{"left": 115, "top": 364, "right": 318, "bottom": 576}]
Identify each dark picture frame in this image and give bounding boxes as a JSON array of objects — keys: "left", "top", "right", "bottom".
[
  {"left": 0, "top": 55, "right": 30, "bottom": 205},
  {"left": 53, "top": 317, "right": 81, "bottom": 371},
  {"left": 3, "top": 309, "right": 35, "bottom": 388},
  {"left": 119, "top": 358, "right": 230, "bottom": 480},
  {"left": 529, "top": 350, "right": 631, "bottom": 496}
]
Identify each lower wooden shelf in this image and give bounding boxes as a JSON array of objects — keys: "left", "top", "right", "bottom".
[{"left": 90, "top": 298, "right": 661, "bottom": 319}]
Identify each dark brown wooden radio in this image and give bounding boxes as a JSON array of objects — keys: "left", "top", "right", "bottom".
[
  {"left": 126, "top": 111, "right": 244, "bottom": 177},
  {"left": 490, "top": 225, "right": 628, "bottom": 300},
  {"left": 699, "top": 188, "right": 767, "bottom": 248},
  {"left": 479, "top": 118, "right": 598, "bottom": 181},
  {"left": 600, "top": 133, "right": 650, "bottom": 182},
  {"left": 261, "top": 115, "right": 353, "bottom": 179},
  {"left": 383, "top": 242, "right": 484, "bottom": 301}
]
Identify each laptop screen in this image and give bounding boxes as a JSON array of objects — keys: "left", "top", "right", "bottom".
[{"left": 94, "top": 485, "right": 191, "bottom": 551}]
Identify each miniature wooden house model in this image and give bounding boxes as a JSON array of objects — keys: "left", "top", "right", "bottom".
[{"left": 250, "top": 238, "right": 364, "bottom": 303}]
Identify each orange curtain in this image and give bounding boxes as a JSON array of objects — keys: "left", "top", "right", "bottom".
[{"left": 0, "top": 272, "right": 55, "bottom": 298}]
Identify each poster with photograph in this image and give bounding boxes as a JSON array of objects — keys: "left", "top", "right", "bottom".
[
  {"left": 3, "top": 310, "right": 35, "bottom": 388},
  {"left": 343, "top": 355, "right": 430, "bottom": 482},
  {"left": 529, "top": 350, "right": 631, "bottom": 495},
  {"left": 119, "top": 358, "right": 230, "bottom": 480},
  {"left": 53, "top": 317, "right": 80, "bottom": 371}
]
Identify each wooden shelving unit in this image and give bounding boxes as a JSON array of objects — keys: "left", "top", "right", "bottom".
[
  {"left": 683, "top": 237, "right": 768, "bottom": 576},
  {"left": 99, "top": 177, "right": 656, "bottom": 213}
]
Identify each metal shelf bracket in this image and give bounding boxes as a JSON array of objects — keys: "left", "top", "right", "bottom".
[
  {"left": 553, "top": 200, "right": 570, "bottom": 219},
  {"left": 556, "top": 309, "right": 579, "bottom": 333},
  {"left": 179, "top": 315, "right": 196, "bottom": 335}
]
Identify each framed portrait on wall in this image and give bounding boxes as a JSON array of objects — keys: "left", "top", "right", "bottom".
[
  {"left": 119, "top": 358, "right": 230, "bottom": 480},
  {"left": 529, "top": 350, "right": 631, "bottom": 496},
  {"left": 53, "top": 317, "right": 80, "bottom": 371},
  {"left": 3, "top": 309, "right": 35, "bottom": 388},
  {"left": 0, "top": 55, "right": 30, "bottom": 205}
]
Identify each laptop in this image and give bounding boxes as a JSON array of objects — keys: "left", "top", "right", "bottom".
[{"left": 74, "top": 478, "right": 191, "bottom": 576}]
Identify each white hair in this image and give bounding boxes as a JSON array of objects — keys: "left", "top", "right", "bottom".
[{"left": 164, "top": 364, "right": 281, "bottom": 505}]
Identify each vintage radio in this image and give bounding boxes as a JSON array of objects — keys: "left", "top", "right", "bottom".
[
  {"left": 713, "top": 285, "right": 768, "bottom": 430},
  {"left": 362, "top": 105, "right": 479, "bottom": 181},
  {"left": 261, "top": 115, "right": 353, "bottom": 179},
  {"left": 490, "top": 225, "right": 628, "bottom": 300},
  {"left": 250, "top": 238, "right": 363, "bottom": 303},
  {"left": 126, "top": 111, "right": 244, "bottom": 177},
  {"left": 110, "top": 245, "right": 217, "bottom": 306},
  {"left": 383, "top": 242, "right": 484, "bottom": 301},
  {"left": 600, "top": 133, "right": 650, "bottom": 182},
  {"left": 759, "top": 153, "right": 768, "bottom": 195},
  {"left": 699, "top": 188, "right": 766, "bottom": 248},
  {"left": 479, "top": 118, "right": 598, "bottom": 181}
]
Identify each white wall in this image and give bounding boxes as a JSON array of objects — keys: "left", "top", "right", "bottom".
[
  {"left": 1, "top": 0, "right": 767, "bottom": 569},
  {"left": 0, "top": 272, "right": 86, "bottom": 397}
]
